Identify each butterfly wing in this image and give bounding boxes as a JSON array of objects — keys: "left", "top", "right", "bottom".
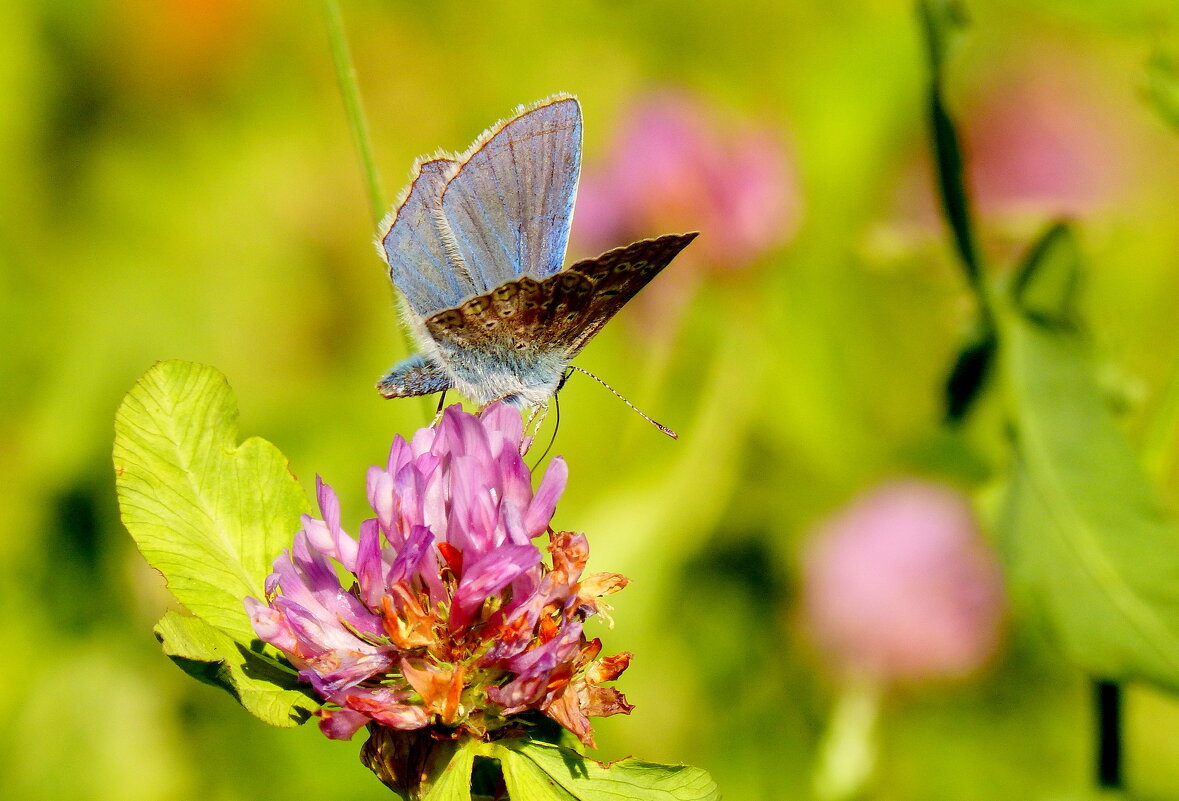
[
  {"left": 440, "top": 95, "right": 582, "bottom": 291},
  {"left": 379, "top": 157, "right": 480, "bottom": 316},
  {"left": 559, "top": 231, "right": 699, "bottom": 356},
  {"left": 423, "top": 232, "right": 698, "bottom": 358}
]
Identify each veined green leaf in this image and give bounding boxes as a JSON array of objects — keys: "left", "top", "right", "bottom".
[
  {"left": 420, "top": 740, "right": 476, "bottom": 801},
  {"left": 1000, "top": 306, "right": 1179, "bottom": 692},
  {"left": 367, "top": 735, "right": 719, "bottom": 800},
  {"left": 493, "top": 740, "right": 719, "bottom": 801},
  {"left": 114, "top": 360, "right": 310, "bottom": 645},
  {"left": 154, "top": 611, "right": 318, "bottom": 727}
]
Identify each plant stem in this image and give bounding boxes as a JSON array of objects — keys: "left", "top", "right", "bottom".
[
  {"left": 812, "top": 676, "right": 882, "bottom": 801},
  {"left": 918, "top": 0, "right": 988, "bottom": 312},
  {"left": 321, "top": 0, "right": 432, "bottom": 418},
  {"left": 321, "top": 0, "right": 385, "bottom": 224},
  {"left": 1094, "top": 680, "right": 1124, "bottom": 791},
  {"left": 918, "top": 0, "right": 999, "bottom": 426}
]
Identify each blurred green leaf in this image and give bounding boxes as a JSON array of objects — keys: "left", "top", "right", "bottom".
[
  {"left": 1010, "top": 222, "right": 1081, "bottom": 328},
  {"left": 154, "top": 611, "right": 318, "bottom": 727},
  {"left": 1143, "top": 349, "right": 1179, "bottom": 481},
  {"left": 494, "top": 740, "right": 720, "bottom": 801},
  {"left": 114, "top": 360, "right": 310, "bottom": 645},
  {"left": 999, "top": 293, "right": 1179, "bottom": 693},
  {"left": 1146, "top": 41, "right": 1179, "bottom": 133}
]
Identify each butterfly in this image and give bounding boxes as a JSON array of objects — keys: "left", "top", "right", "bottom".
[{"left": 375, "top": 93, "right": 698, "bottom": 409}]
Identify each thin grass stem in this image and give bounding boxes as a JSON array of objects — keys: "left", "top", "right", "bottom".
[{"left": 321, "top": 0, "right": 385, "bottom": 224}]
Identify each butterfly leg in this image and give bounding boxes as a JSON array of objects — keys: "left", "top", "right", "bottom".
[
  {"left": 523, "top": 402, "right": 551, "bottom": 440},
  {"left": 425, "top": 390, "right": 450, "bottom": 426}
]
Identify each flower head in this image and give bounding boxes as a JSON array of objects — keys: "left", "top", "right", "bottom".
[
  {"left": 800, "top": 480, "right": 1005, "bottom": 682},
  {"left": 246, "top": 404, "right": 631, "bottom": 747}
]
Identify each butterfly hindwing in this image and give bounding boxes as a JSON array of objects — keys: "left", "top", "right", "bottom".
[
  {"left": 423, "top": 232, "right": 697, "bottom": 359},
  {"left": 423, "top": 276, "right": 555, "bottom": 352},
  {"left": 561, "top": 232, "right": 699, "bottom": 356},
  {"left": 440, "top": 95, "right": 582, "bottom": 291}
]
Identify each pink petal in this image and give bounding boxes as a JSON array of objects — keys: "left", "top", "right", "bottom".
[
  {"left": 318, "top": 707, "right": 370, "bottom": 740},
  {"left": 244, "top": 596, "right": 296, "bottom": 652},
  {"left": 524, "top": 457, "right": 567, "bottom": 537},
  {"left": 451, "top": 544, "right": 542, "bottom": 627}
]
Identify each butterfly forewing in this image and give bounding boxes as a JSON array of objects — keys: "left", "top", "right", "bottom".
[
  {"left": 380, "top": 157, "right": 480, "bottom": 316},
  {"left": 440, "top": 96, "right": 582, "bottom": 291}
]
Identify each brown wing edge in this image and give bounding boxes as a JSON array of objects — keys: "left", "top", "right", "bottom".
[
  {"left": 562, "top": 231, "right": 699, "bottom": 356},
  {"left": 420, "top": 230, "right": 699, "bottom": 353}
]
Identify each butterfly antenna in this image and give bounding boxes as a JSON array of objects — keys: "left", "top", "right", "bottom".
[
  {"left": 567, "top": 365, "right": 678, "bottom": 439},
  {"left": 531, "top": 396, "right": 562, "bottom": 469}
]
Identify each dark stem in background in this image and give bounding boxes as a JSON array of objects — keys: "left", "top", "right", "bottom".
[
  {"left": 1095, "top": 680, "right": 1124, "bottom": 790},
  {"left": 921, "top": 4, "right": 1126, "bottom": 794},
  {"left": 918, "top": 1, "right": 985, "bottom": 301},
  {"left": 927, "top": 87, "right": 982, "bottom": 292},
  {"left": 917, "top": 0, "right": 997, "bottom": 424}
]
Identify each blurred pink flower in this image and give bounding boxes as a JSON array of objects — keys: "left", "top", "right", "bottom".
[
  {"left": 574, "top": 91, "right": 800, "bottom": 272},
  {"left": 801, "top": 480, "right": 1005, "bottom": 682},
  {"left": 888, "top": 55, "right": 1131, "bottom": 239},
  {"left": 962, "top": 66, "right": 1128, "bottom": 219}
]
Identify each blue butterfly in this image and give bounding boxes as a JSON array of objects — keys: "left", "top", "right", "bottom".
[{"left": 376, "top": 94, "right": 697, "bottom": 408}]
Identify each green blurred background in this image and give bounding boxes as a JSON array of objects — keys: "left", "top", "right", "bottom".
[{"left": 7, "top": 0, "right": 1179, "bottom": 798}]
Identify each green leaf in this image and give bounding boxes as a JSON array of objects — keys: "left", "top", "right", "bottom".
[
  {"left": 499, "top": 749, "right": 577, "bottom": 801},
  {"left": 999, "top": 307, "right": 1179, "bottom": 693},
  {"left": 1010, "top": 222, "right": 1080, "bottom": 327},
  {"left": 420, "top": 740, "right": 475, "bottom": 801},
  {"left": 492, "top": 740, "right": 719, "bottom": 801},
  {"left": 114, "top": 360, "right": 310, "bottom": 645},
  {"left": 1146, "top": 41, "right": 1179, "bottom": 133},
  {"left": 154, "top": 611, "right": 318, "bottom": 727}
]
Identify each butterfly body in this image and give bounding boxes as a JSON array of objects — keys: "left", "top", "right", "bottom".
[
  {"left": 383, "top": 329, "right": 569, "bottom": 408},
  {"left": 377, "top": 94, "right": 697, "bottom": 408}
]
